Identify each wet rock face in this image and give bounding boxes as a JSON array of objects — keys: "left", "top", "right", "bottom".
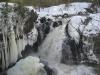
[
  {"left": 94, "top": 35, "right": 100, "bottom": 61},
  {"left": 0, "top": 33, "right": 3, "bottom": 42}
]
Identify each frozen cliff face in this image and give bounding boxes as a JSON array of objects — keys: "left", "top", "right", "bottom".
[
  {"left": 0, "top": 2, "right": 38, "bottom": 70},
  {"left": 7, "top": 56, "right": 47, "bottom": 75}
]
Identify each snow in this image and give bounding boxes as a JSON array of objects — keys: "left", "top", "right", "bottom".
[
  {"left": 24, "top": 6, "right": 36, "bottom": 12},
  {"left": 36, "top": 2, "right": 92, "bottom": 17},
  {"left": 8, "top": 3, "right": 16, "bottom": 6},
  {"left": 7, "top": 56, "right": 46, "bottom": 75},
  {"left": 0, "top": 2, "right": 16, "bottom": 8},
  {"left": 83, "top": 13, "right": 100, "bottom": 36},
  {"left": 68, "top": 13, "right": 100, "bottom": 38},
  {"left": 68, "top": 16, "right": 86, "bottom": 43},
  {"left": 68, "top": 14, "right": 100, "bottom": 63}
]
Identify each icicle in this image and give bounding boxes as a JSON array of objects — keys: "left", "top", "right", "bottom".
[{"left": 8, "top": 26, "right": 18, "bottom": 64}]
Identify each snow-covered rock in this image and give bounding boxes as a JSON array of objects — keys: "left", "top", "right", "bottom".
[
  {"left": 7, "top": 56, "right": 47, "bottom": 75},
  {"left": 65, "top": 13, "right": 100, "bottom": 64}
]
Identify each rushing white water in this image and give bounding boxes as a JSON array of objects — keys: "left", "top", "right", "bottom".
[
  {"left": 53, "top": 64, "right": 96, "bottom": 75},
  {"left": 38, "top": 22, "right": 66, "bottom": 64}
]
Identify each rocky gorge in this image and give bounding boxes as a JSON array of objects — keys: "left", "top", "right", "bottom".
[{"left": 0, "top": 2, "right": 99, "bottom": 75}]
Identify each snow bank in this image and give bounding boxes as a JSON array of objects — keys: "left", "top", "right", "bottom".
[
  {"left": 7, "top": 56, "right": 47, "bottom": 75},
  {"left": 36, "top": 2, "right": 92, "bottom": 17}
]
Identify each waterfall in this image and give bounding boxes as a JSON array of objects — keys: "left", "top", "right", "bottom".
[
  {"left": 38, "top": 22, "right": 97, "bottom": 75},
  {"left": 38, "top": 22, "right": 66, "bottom": 64},
  {"left": 0, "top": 2, "right": 99, "bottom": 75}
]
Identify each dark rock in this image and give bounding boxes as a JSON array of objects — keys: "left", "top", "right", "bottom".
[
  {"left": 94, "top": 35, "right": 100, "bottom": 62},
  {"left": 53, "top": 22, "right": 59, "bottom": 28},
  {"left": 40, "top": 17, "right": 46, "bottom": 23},
  {"left": 0, "top": 33, "right": 3, "bottom": 42},
  {"left": 62, "top": 13, "right": 68, "bottom": 18},
  {"left": 21, "top": 44, "right": 33, "bottom": 58},
  {"left": 23, "top": 10, "right": 38, "bottom": 34},
  {"left": 40, "top": 59, "right": 57, "bottom": 75},
  {"left": 58, "top": 21, "right": 62, "bottom": 25}
]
